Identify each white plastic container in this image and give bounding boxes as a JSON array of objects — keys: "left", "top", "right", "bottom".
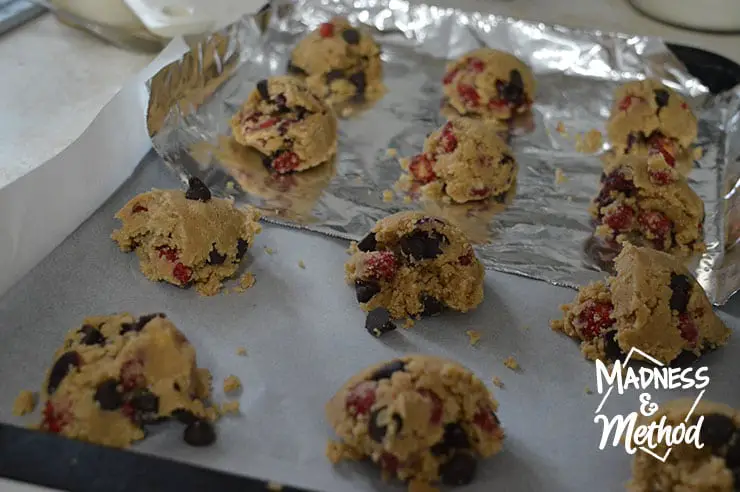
[{"left": 629, "top": 0, "right": 740, "bottom": 32}]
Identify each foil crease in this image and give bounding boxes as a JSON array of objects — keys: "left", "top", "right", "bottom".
[{"left": 146, "top": 0, "right": 740, "bottom": 305}]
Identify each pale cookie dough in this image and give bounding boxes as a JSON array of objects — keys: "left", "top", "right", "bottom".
[
  {"left": 326, "top": 355, "right": 504, "bottom": 489},
  {"left": 111, "top": 178, "right": 261, "bottom": 296},
  {"left": 399, "top": 119, "right": 517, "bottom": 204},
  {"left": 629, "top": 399, "right": 739, "bottom": 492},
  {"left": 590, "top": 155, "right": 705, "bottom": 256},
  {"left": 442, "top": 48, "right": 535, "bottom": 120},
  {"left": 288, "top": 17, "right": 384, "bottom": 108},
  {"left": 345, "top": 212, "right": 485, "bottom": 320},
  {"left": 38, "top": 313, "right": 217, "bottom": 448},
  {"left": 606, "top": 79, "right": 697, "bottom": 176},
  {"left": 230, "top": 76, "right": 338, "bottom": 173},
  {"left": 551, "top": 244, "right": 730, "bottom": 365}
]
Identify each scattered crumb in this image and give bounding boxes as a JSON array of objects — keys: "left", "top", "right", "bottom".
[
  {"left": 223, "top": 375, "right": 242, "bottom": 394},
  {"left": 566, "top": 196, "right": 573, "bottom": 202},
  {"left": 298, "top": 260, "right": 306, "bottom": 269},
  {"left": 264, "top": 247, "right": 274, "bottom": 255},
  {"left": 585, "top": 386, "right": 593, "bottom": 395},
  {"left": 386, "top": 148, "right": 398, "bottom": 158},
  {"left": 492, "top": 376, "right": 504, "bottom": 389},
  {"left": 340, "top": 107, "right": 353, "bottom": 118},
  {"left": 12, "top": 390, "right": 35, "bottom": 416},
  {"left": 575, "top": 129, "right": 603, "bottom": 153},
  {"left": 403, "top": 195, "right": 412, "bottom": 204},
  {"left": 205, "top": 406, "right": 219, "bottom": 422},
  {"left": 382, "top": 189, "right": 394, "bottom": 202},
  {"left": 266, "top": 481, "right": 283, "bottom": 491},
  {"left": 693, "top": 146, "right": 704, "bottom": 160},
  {"left": 346, "top": 242, "right": 358, "bottom": 255},
  {"left": 555, "top": 120, "right": 567, "bottom": 136},
  {"left": 326, "top": 441, "right": 344, "bottom": 464},
  {"left": 521, "top": 325, "right": 530, "bottom": 331},
  {"left": 220, "top": 401, "right": 240, "bottom": 415},
  {"left": 465, "top": 330, "right": 481, "bottom": 346},
  {"left": 554, "top": 168, "right": 568, "bottom": 185},
  {"left": 504, "top": 356, "right": 520, "bottom": 371},
  {"left": 236, "top": 346, "right": 248, "bottom": 356},
  {"left": 225, "top": 181, "right": 236, "bottom": 191},
  {"left": 403, "top": 318, "right": 415, "bottom": 329},
  {"left": 353, "top": 176, "right": 363, "bottom": 185},
  {"left": 233, "top": 272, "right": 256, "bottom": 293}
]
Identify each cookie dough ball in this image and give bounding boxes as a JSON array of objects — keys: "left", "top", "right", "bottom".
[
  {"left": 590, "top": 154, "right": 705, "bottom": 256},
  {"left": 345, "top": 212, "right": 485, "bottom": 320},
  {"left": 442, "top": 48, "right": 535, "bottom": 120},
  {"left": 230, "top": 76, "right": 338, "bottom": 173},
  {"left": 629, "top": 399, "right": 739, "bottom": 492},
  {"left": 326, "top": 355, "right": 504, "bottom": 488},
  {"left": 111, "top": 178, "right": 262, "bottom": 296},
  {"left": 38, "top": 313, "right": 217, "bottom": 448},
  {"left": 400, "top": 119, "right": 517, "bottom": 203},
  {"left": 289, "top": 17, "right": 384, "bottom": 107},
  {"left": 551, "top": 244, "right": 730, "bottom": 365},
  {"left": 606, "top": 79, "right": 697, "bottom": 175}
]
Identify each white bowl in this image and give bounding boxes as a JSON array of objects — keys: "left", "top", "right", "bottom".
[{"left": 629, "top": 0, "right": 740, "bottom": 32}]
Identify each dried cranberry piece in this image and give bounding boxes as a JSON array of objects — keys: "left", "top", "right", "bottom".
[
  {"left": 439, "top": 122, "right": 457, "bottom": 153},
  {"left": 457, "top": 83, "right": 480, "bottom": 106},
  {"left": 678, "top": 313, "right": 698, "bottom": 346},
  {"left": 42, "top": 401, "right": 69, "bottom": 433},
  {"left": 318, "top": 22, "right": 334, "bottom": 38},
  {"left": 408, "top": 154, "right": 436, "bottom": 184},
  {"left": 418, "top": 389, "right": 443, "bottom": 424},
  {"left": 345, "top": 380, "right": 376, "bottom": 416},
  {"left": 603, "top": 205, "right": 635, "bottom": 232},
  {"left": 442, "top": 68, "right": 459, "bottom": 85},
  {"left": 575, "top": 300, "right": 615, "bottom": 340},
  {"left": 272, "top": 151, "right": 301, "bottom": 173},
  {"left": 472, "top": 407, "right": 500, "bottom": 434},
  {"left": 638, "top": 211, "right": 672, "bottom": 240},
  {"left": 363, "top": 251, "right": 397, "bottom": 280},
  {"left": 173, "top": 263, "right": 193, "bottom": 285}
]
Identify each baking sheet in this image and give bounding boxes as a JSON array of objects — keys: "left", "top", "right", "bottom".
[
  {"left": 146, "top": 0, "right": 740, "bottom": 305},
  {"left": 0, "top": 152, "right": 739, "bottom": 492}
]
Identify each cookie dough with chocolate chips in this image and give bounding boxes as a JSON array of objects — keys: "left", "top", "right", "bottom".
[
  {"left": 326, "top": 355, "right": 504, "bottom": 489},
  {"left": 442, "top": 48, "right": 535, "bottom": 121},
  {"left": 345, "top": 212, "right": 485, "bottom": 320},
  {"left": 230, "top": 76, "right": 338, "bottom": 173},
  {"left": 399, "top": 119, "right": 517, "bottom": 204},
  {"left": 288, "top": 17, "right": 384, "bottom": 108},
  {"left": 606, "top": 79, "right": 697, "bottom": 176},
  {"left": 551, "top": 244, "right": 730, "bottom": 365},
  {"left": 590, "top": 154, "right": 705, "bottom": 256},
  {"left": 629, "top": 399, "right": 739, "bottom": 492},
  {"left": 111, "top": 178, "right": 262, "bottom": 296},
  {"left": 37, "top": 313, "right": 217, "bottom": 448}
]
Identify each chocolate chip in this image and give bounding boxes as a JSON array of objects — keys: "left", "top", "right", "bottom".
[
  {"left": 326, "top": 69, "right": 345, "bottom": 83},
  {"left": 654, "top": 89, "right": 670, "bottom": 108},
  {"left": 78, "top": 325, "right": 105, "bottom": 346},
  {"left": 208, "top": 246, "right": 227, "bottom": 265},
  {"left": 355, "top": 280, "right": 380, "bottom": 303},
  {"left": 131, "top": 390, "right": 160, "bottom": 413},
  {"left": 256, "top": 79, "right": 269, "bottom": 100},
  {"left": 172, "top": 409, "right": 198, "bottom": 425},
  {"left": 370, "top": 360, "right": 405, "bottom": 381},
  {"left": 500, "top": 154, "right": 515, "bottom": 166},
  {"left": 122, "top": 313, "right": 166, "bottom": 335},
  {"left": 185, "top": 177, "right": 211, "bottom": 202},
  {"left": 369, "top": 408, "right": 403, "bottom": 442},
  {"left": 173, "top": 382, "right": 181, "bottom": 391},
  {"left": 670, "top": 350, "right": 699, "bottom": 368},
  {"left": 400, "top": 231, "right": 446, "bottom": 261},
  {"left": 341, "top": 28, "right": 360, "bottom": 44},
  {"left": 47, "top": 352, "right": 81, "bottom": 394},
  {"left": 184, "top": 419, "right": 216, "bottom": 447},
  {"left": 348, "top": 72, "right": 366, "bottom": 94},
  {"left": 439, "top": 452, "right": 477, "bottom": 486},
  {"left": 669, "top": 274, "right": 692, "bottom": 313},
  {"left": 295, "top": 106, "right": 308, "bottom": 120},
  {"left": 365, "top": 308, "right": 396, "bottom": 338},
  {"left": 94, "top": 379, "right": 122, "bottom": 410},
  {"left": 603, "top": 331, "right": 623, "bottom": 362},
  {"left": 499, "top": 70, "right": 524, "bottom": 106},
  {"left": 431, "top": 423, "right": 471, "bottom": 456},
  {"left": 260, "top": 155, "right": 273, "bottom": 170},
  {"left": 357, "top": 232, "right": 377, "bottom": 252},
  {"left": 286, "top": 61, "right": 307, "bottom": 76},
  {"left": 726, "top": 437, "right": 740, "bottom": 467},
  {"left": 421, "top": 295, "right": 444, "bottom": 317},
  {"left": 700, "top": 414, "right": 736, "bottom": 448},
  {"left": 236, "top": 239, "right": 249, "bottom": 260},
  {"left": 509, "top": 69, "right": 523, "bottom": 89}
]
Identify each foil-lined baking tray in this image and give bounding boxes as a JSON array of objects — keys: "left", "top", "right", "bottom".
[{"left": 146, "top": 0, "right": 740, "bottom": 305}]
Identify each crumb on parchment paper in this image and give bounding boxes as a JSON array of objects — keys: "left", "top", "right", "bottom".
[
  {"left": 504, "top": 356, "right": 520, "bottom": 371},
  {"left": 575, "top": 129, "right": 603, "bottom": 153},
  {"left": 220, "top": 401, "right": 240, "bottom": 415},
  {"left": 403, "top": 195, "right": 412, "bottom": 204},
  {"left": 556, "top": 120, "right": 567, "bottom": 136},
  {"left": 233, "top": 272, "right": 256, "bottom": 293},
  {"left": 223, "top": 375, "right": 242, "bottom": 393},
  {"left": 266, "top": 480, "right": 283, "bottom": 491},
  {"left": 236, "top": 346, "right": 247, "bottom": 356},
  {"left": 585, "top": 386, "right": 593, "bottom": 395},
  {"left": 298, "top": 260, "right": 306, "bottom": 269},
  {"left": 13, "top": 390, "right": 35, "bottom": 416},
  {"left": 386, "top": 148, "right": 398, "bottom": 158},
  {"left": 693, "top": 146, "right": 704, "bottom": 160},
  {"left": 554, "top": 168, "right": 568, "bottom": 185},
  {"left": 264, "top": 247, "right": 274, "bottom": 255},
  {"left": 403, "top": 318, "right": 415, "bottom": 329},
  {"left": 492, "top": 377, "right": 504, "bottom": 389},
  {"left": 382, "top": 189, "right": 394, "bottom": 202},
  {"left": 465, "top": 330, "right": 481, "bottom": 346}
]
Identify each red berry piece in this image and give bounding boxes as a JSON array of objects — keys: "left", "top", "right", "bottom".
[
  {"left": 575, "top": 300, "right": 614, "bottom": 340},
  {"left": 120, "top": 359, "right": 146, "bottom": 391},
  {"left": 173, "top": 263, "right": 193, "bottom": 285},
  {"left": 42, "top": 401, "right": 70, "bottom": 434},
  {"left": 258, "top": 117, "right": 279, "bottom": 130},
  {"left": 345, "top": 380, "right": 377, "bottom": 417},
  {"left": 649, "top": 170, "right": 674, "bottom": 185},
  {"left": 487, "top": 98, "right": 509, "bottom": 110},
  {"left": 418, "top": 389, "right": 443, "bottom": 424},
  {"left": 678, "top": 313, "right": 699, "bottom": 346},
  {"left": 471, "top": 187, "right": 491, "bottom": 198},
  {"left": 378, "top": 453, "right": 399, "bottom": 474},
  {"left": 132, "top": 204, "right": 148, "bottom": 214},
  {"left": 618, "top": 95, "right": 638, "bottom": 111},
  {"left": 603, "top": 205, "right": 635, "bottom": 232},
  {"left": 439, "top": 122, "right": 458, "bottom": 153},
  {"left": 467, "top": 58, "right": 485, "bottom": 73},
  {"left": 121, "top": 401, "right": 136, "bottom": 421},
  {"left": 408, "top": 154, "right": 437, "bottom": 184},
  {"left": 648, "top": 139, "right": 676, "bottom": 168},
  {"left": 681, "top": 102, "right": 689, "bottom": 110},
  {"left": 157, "top": 246, "right": 179, "bottom": 263},
  {"left": 319, "top": 22, "right": 334, "bottom": 38},
  {"left": 272, "top": 151, "right": 301, "bottom": 173},
  {"left": 457, "top": 83, "right": 480, "bottom": 106},
  {"left": 364, "top": 251, "right": 398, "bottom": 280},
  {"left": 473, "top": 406, "right": 500, "bottom": 435},
  {"left": 442, "top": 68, "right": 459, "bottom": 85},
  {"left": 638, "top": 211, "right": 672, "bottom": 239}
]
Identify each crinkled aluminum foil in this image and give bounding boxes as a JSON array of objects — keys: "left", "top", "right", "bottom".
[{"left": 146, "top": 0, "right": 740, "bottom": 305}]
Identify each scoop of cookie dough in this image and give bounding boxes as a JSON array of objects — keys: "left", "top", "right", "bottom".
[
  {"left": 551, "top": 244, "right": 730, "bottom": 365},
  {"left": 111, "top": 177, "right": 262, "bottom": 296},
  {"left": 288, "top": 17, "right": 384, "bottom": 108},
  {"left": 230, "top": 76, "right": 338, "bottom": 173},
  {"left": 345, "top": 212, "right": 485, "bottom": 320},
  {"left": 38, "top": 313, "right": 217, "bottom": 448},
  {"left": 606, "top": 79, "right": 697, "bottom": 175},
  {"left": 629, "top": 399, "right": 739, "bottom": 492},
  {"left": 590, "top": 154, "right": 705, "bottom": 256},
  {"left": 442, "top": 48, "right": 535, "bottom": 120},
  {"left": 326, "top": 355, "right": 504, "bottom": 489}
]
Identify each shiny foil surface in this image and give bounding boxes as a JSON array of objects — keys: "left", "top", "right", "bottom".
[{"left": 146, "top": 0, "right": 740, "bottom": 305}]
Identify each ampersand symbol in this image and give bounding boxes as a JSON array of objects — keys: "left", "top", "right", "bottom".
[{"left": 639, "top": 393, "right": 658, "bottom": 416}]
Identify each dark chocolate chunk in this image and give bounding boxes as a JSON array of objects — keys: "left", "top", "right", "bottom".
[
  {"left": 365, "top": 308, "right": 397, "bottom": 338},
  {"left": 47, "top": 352, "right": 81, "bottom": 395},
  {"left": 669, "top": 273, "right": 692, "bottom": 313},
  {"left": 355, "top": 280, "right": 380, "bottom": 303},
  {"left": 295, "top": 106, "right": 308, "bottom": 120},
  {"left": 357, "top": 232, "right": 377, "bottom": 252},
  {"left": 286, "top": 61, "right": 307, "bottom": 76},
  {"left": 208, "top": 246, "right": 227, "bottom": 265},
  {"left": 94, "top": 379, "right": 123, "bottom": 411},
  {"left": 130, "top": 390, "right": 160, "bottom": 414},
  {"left": 78, "top": 325, "right": 105, "bottom": 346},
  {"left": 369, "top": 408, "right": 403, "bottom": 443},
  {"left": 439, "top": 452, "right": 477, "bottom": 486},
  {"left": 184, "top": 419, "right": 216, "bottom": 447},
  {"left": 172, "top": 409, "right": 198, "bottom": 425},
  {"left": 669, "top": 350, "right": 699, "bottom": 368},
  {"left": 256, "top": 79, "right": 269, "bottom": 100},
  {"left": 326, "top": 69, "right": 345, "bottom": 83},
  {"left": 654, "top": 89, "right": 670, "bottom": 108},
  {"left": 700, "top": 414, "right": 736, "bottom": 448},
  {"left": 348, "top": 71, "right": 366, "bottom": 94},
  {"left": 370, "top": 359, "right": 405, "bottom": 381},
  {"left": 431, "top": 423, "right": 471, "bottom": 456},
  {"left": 400, "top": 230, "right": 446, "bottom": 261},
  {"left": 603, "top": 331, "right": 623, "bottom": 362},
  {"left": 726, "top": 436, "right": 740, "bottom": 467},
  {"left": 236, "top": 239, "right": 249, "bottom": 260},
  {"left": 420, "top": 295, "right": 444, "bottom": 317},
  {"left": 185, "top": 177, "right": 211, "bottom": 202},
  {"left": 341, "top": 28, "right": 360, "bottom": 45}
]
